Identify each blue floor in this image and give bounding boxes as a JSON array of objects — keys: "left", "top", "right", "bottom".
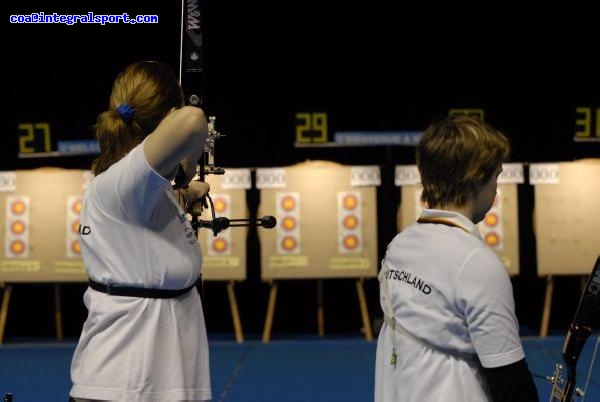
[{"left": 0, "top": 335, "right": 598, "bottom": 401}]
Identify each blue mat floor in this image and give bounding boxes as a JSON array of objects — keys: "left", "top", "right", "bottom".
[{"left": 1, "top": 335, "right": 598, "bottom": 401}]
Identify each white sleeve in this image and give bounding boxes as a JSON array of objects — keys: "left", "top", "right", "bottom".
[
  {"left": 455, "top": 247, "right": 525, "bottom": 368},
  {"left": 91, "top": 139, "right": 169, "bottom": 224}
]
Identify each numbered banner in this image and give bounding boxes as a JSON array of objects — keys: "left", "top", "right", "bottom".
[
  {"left": 573, "top": 106, "right": 600, "bottom": 142},
  {"left": 0, "top": 172, "right": 17, "bottom": 192},
  {"left": 17, "top": 122, "right": 52, "bottom": 156},
  {"left": 295, "top": 112, "right": 328, "bottom": 143},
  {"left": 256, "top": 168, "right": 286, "bottom": 189},
  {"left": 529, "top": 163, "right": 560, "bottom": 184},
  {"left": 258, "top": 161, "right": 378, "bottom": 280}
]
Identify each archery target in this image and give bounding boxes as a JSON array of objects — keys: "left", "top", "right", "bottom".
[{"left": 258, "top": 162, "right": 379, "bottom": 280}]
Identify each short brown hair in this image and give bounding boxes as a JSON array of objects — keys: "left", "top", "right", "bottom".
[
  {"left": 92, "top": 61, "right": 184, "bottom": 175},
  {"left": 416, "top": 115, "right": 510, "bottom": 208}
]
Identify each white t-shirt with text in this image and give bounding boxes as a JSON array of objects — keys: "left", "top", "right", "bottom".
[
  {"left": 70, "top": 141, "right": 211, "bottom": 401},
  {"left": 375, "top": 209, "right": 524, "bottom": 402}
]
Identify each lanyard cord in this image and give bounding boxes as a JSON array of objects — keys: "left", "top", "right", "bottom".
[
  {"left": 379, "top": 268, "right": 398, "bottom": 366},
  {"left": 381, "top": 217, "right": 477, "bottom": 367}
]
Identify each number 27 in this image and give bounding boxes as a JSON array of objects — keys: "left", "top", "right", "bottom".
[{"left": 18, "top": 123, "right": 51, "bottom": 153}]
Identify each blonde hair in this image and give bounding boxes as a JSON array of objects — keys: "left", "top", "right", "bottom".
[
  {"left": 416, "top": 115, "right": 510, "bottom": 208},
  {"left": 92, "top": 61, "right": 184, "bottom": 175}
]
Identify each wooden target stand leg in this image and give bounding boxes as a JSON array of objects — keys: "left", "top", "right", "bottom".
[
  {"left": 262, "top": 280, "right": 278, "bottom": 343},
  {"left": 226, "top": 280, "right": 244, "bottom": 343},
  {"left": 540, "top": 275, "right": 588, "bottom": 337},
  {"left": 54, "top": 284, "right": 63, "bottom": 340},
  {"left": 3, "top": 282, "right": 242, "bottom": 344},
  {"left": 356, "top": 278, "right": 373, "bottom": 341},
  {"left": 262, "top": 279, "right": 373, "bottom": 343},
  {"left": 0, "top": 283, "right": 64, "bottom": 344},
  {"left": 540, "top": 275, "right": 553, "bottom": 337},
  {"left": 317, "top": 280, "right": 325, "bottom": 337},
  {"left": 0, "top": 283, "right": 12, "bottom": 345},
  {"left": 262, "top": 281, "right": 323, "bottom": 342}
]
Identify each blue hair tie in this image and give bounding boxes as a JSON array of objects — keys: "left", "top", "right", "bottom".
[{"left": 116, "top": 104, "right": 135, "bottom": 122}]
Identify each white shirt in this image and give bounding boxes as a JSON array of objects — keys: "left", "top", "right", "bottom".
[
  {"left": 375, "top": 209, "right": 524, "bottom": 402},
  {"left": 70, "top": 140, "right": 211, "bottom": 401}
]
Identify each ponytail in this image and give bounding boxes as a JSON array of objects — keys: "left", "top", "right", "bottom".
[{"left": 91, "top": 61, "right": 184, "bottom": 175}]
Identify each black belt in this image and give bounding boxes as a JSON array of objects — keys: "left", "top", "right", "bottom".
[{"left": 89, "top": 277, "right": 200, "bottom": 299}]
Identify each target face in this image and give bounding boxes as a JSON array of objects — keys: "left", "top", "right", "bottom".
[
  {"left": 11, "top": 200, "right": 27, "bottom": 215},
  {"left": 212, "top": 237, "right": 229, "bottom": 253},
  {"left": 205, "top": 194, "right": 233, "bottom": 256},
  {"left": 276, "top": 192, "right": 301, "bottom": 254},
  {"left": 281, "top": 195, "right": 297, "bottom": 211},
  {"left": 71, "top": 240, "right": 81, "bottom": 254},
  {"left": 71, "top": 199, "right": 82, "bottom": 214},
  {"left": 485, "top": 232, "right": 500, "bottom": 247},
  {"left": 281, "top": 216, "right": 297, "bottom": 231},
  {"left": 338, "top": 191, "right": 363, "bottom": 253},
  {"left": 342, "top": 194, "right": 358, "bottom": 210},
  {"left": 10, "top": 239, "right": 26, "bottom": 255},
  {"left": 10, "top": 220, "right": 26, "bottom": 235},
  {"left": 6, "top": 196, "right": 30, "bottom": 257},
  {"left": 484, "top": 212, "right": 499, "bottom": 227},
  {"left": 478, "top": 190, "right": 504, "bottom": 250},
  {"left": 343, "top": 234, "right": 359, "bottom": 250},
  {"left": 343, "top": 215, "right": 359, "bottom": 230},
  {"left": 213, "top": 197, "right": 228, "bottom": 214},
  {"left": 66, "top": 196, "right": 83, "bottom": 257},
  {"left": 281, "top": 236, "right": 298, "bottom": 251}
]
